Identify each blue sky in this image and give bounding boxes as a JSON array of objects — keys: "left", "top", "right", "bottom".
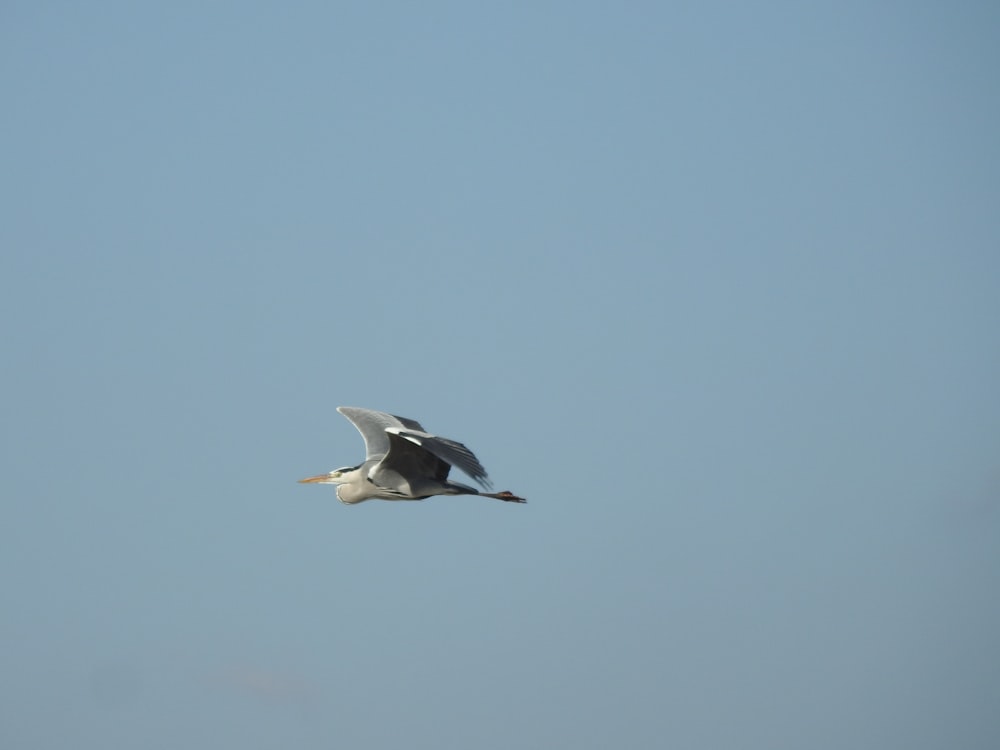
[{"left": 2, "top": 2, "right": 998, "bottom": 748}]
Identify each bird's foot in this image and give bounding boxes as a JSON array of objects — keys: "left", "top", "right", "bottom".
[{"left": 488, "top": 490, "right": 526, "bottom": 503}]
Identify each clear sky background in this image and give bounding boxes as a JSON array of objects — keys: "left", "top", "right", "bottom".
[{"left": 2, "top": 2, "right": 998, "bottom": 748}]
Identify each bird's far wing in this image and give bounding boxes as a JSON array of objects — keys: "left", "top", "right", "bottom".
[
  {"left": 384, "top": 427, "right": 493, "bottom": 490},
  {"left": 336, "top": 407, "right": 420, "bottom": 461}
]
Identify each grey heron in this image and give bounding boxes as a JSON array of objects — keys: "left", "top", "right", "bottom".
[{"left": 298, "top": 407, "right": 526, "bottom": 504}]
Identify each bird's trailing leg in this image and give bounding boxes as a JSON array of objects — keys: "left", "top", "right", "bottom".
[{"left": 482, "top": 490, "right": 527, "bottom": 504}]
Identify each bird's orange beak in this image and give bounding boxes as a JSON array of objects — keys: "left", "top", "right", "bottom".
[{"left": 297, "top": 474, "right": 330, "bottom": 484}]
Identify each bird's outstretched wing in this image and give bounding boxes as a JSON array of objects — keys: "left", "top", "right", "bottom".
[
  {"left": 384, "top": 426, "right": 493, "bottom": 490},
  {"left": 337, "top": 406, "right": 426, "bottom": 461},
  {"left": 369, "top": 431, "right": 452, "bottom": 496}
]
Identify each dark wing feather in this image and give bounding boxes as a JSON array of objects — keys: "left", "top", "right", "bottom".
[
  {"left": 369, "top": 431, "right": 451, "bottom": 496},
  {"left": 385, "top": 427, "right": 493, "bottom": 490},
  {"left": 390, "top": 413, "right": 427, "bottom": 431}
]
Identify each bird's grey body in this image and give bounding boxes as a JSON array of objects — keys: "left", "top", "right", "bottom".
[{"left": 299, "top": 407, "right": 526, "bottom": 505}]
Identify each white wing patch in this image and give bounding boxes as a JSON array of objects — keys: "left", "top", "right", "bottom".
[{"left": 385, "top": 427, "right": 424, "bottom": 445}]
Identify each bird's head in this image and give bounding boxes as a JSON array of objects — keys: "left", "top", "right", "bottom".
[{"left": 298, "top": 465, "right": 360, "bottom": 485}]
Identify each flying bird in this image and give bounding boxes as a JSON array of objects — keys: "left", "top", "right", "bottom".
[{"left": 298, "top": 407, "right": 526, "bottom": 504}]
